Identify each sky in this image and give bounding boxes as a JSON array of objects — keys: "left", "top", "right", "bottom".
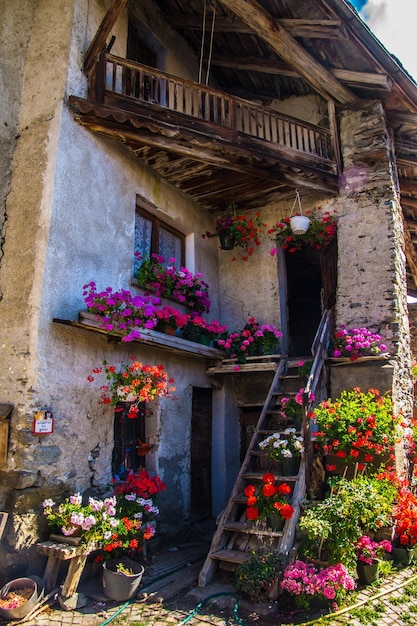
[{"left": 349, "top": 0, "right": 417, "bottom": 82}]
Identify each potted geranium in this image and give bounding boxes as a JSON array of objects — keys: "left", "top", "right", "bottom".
[
  {"left": 244, "top": 473, "right": 294, "bottom": 530},
  {"left": 392, "top": 486, "right": 417, "bottom": 565},
  {"left": 202, "top": 204, "right": 267, "bottom": 260},
  {"left": 331, "top": 325, "right": 388, "bottom": 361},
  {"left": 258, "top": 428, "right": 304, "bottom": 476},
  {"left": 82, "top": 282, "right": 161, "bottom": 341},
  {"left": 311, "top": 387, "right": 400, "bottom": 474},
  {"left": 280, "top": 560, "right": 355, "bottom": 610},
  {"left": 216, "top": 317, "right": 282, "bottom": 364},
  {"left": 269, "top": 206, "right": 337, "bottom": 254},
  {"left": 354, "top": 535, "right": 392, "bottom": 584},
  {"left": 135, "top": 252, "right": 211, "bottom": 314},
  {"left": 88, "top": 358, "right": 176, "bottom": 409}
]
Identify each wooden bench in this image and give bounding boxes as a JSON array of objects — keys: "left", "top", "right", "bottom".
[{"left": 36, "top": 537, "right": 100, "bottom": 599}]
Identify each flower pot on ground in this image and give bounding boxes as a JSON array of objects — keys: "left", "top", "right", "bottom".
[
  {"left": 0, "top": 577, "right": 42, "bottom": 621},
  {"left": 280, "top": 560, "right": 355, "bottom": 610},
  {"left": 234, "top": 551, "right": 286, "bottom": 603},
  {"left": 357, "top": 560, "right": 379, "bottom": 585},
  {"left": 102, "top": 558, "right": 144, "bottom": 601}
]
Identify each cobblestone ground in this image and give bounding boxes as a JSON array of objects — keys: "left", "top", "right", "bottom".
[{"left": 2, "top": 566, "right": 417, "bottom": 626}]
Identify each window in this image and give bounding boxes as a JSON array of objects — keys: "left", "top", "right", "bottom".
[{"left": 134, "top": 205, "right": 185, "bottom": 275}]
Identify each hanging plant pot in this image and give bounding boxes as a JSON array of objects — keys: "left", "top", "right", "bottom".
[
  {"left": 219, "top": 233, "right": 235, "bottom": 250},
  {"left": 290, "top": 215, "right": 310, "bottom": 235}
]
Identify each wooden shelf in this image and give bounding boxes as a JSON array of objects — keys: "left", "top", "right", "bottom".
[
  {"left": 52, "top": 312, "right": 225, "bottom": 361},
  {"left": 207, "top": 354, "right": 282, "bottom": 374}
]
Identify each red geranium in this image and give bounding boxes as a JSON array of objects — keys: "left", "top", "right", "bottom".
[{"left": 244, "top": 473, "right": 294, "bottom": 523}]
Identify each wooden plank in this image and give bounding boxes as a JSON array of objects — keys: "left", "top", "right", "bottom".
[
  {"left": 0, "top": 421, "right": 9, "bottom": 467},
  {"left": 61, "top": 554, "right": 88, "bottom": 598},
  {"left": 0, "top": 404, "right": 13, "bottom": 420},
  {"left": 84, "top": 0, "right": 128, "bottom": 75},
  {"left": 218, "top": 0, "right": 357, "bottom": 105},
  {"left": 0, "top": 512, "right": 8, "bottom": 539},
  {"left": 168, "top": 16, "right": 345, "bottom": 39},
  {"left": 210, "top": 549, "right": 249, "bottom": 564},
  {"left": 53, "top": 314, "right": 225, "bottom": 361}
]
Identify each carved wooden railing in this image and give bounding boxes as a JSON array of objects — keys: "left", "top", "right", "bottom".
[
  {"left": 91, "top": 53, "right": 334, "bottom": 162},
  {"left": 302, "top": 309, "right": 333, "bottom": 490}
]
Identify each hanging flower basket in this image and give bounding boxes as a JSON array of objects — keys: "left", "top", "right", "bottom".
[{"left": 290, "top": 215, "right": 310, "bottom": 235}]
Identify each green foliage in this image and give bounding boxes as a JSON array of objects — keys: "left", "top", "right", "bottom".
[
  {"left": 298, "top": 476, "right": 395, "bottom": 570},
  {"left": 234, "top": 550, "right": 287, "bottom": 603}
]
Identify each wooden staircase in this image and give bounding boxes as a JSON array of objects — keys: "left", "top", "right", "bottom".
[
  {"left": 198, "top": 356, "right": 309, "bottom": 587},
  {"left": 198, "top": 310, "right": 333, "bottom": 587}
]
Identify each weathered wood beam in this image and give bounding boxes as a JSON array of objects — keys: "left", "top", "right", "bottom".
[
  {"left": 403, "top": 218, "right": 417, "bottom": 287},
  {"left": 399, "top": 178, "right": 417, "bottom": 193},
  {"left": 167, "top": 16, "right": 346, "bottom": 39},
  {"left": 401, "top": 196, "right": 417, "bottom": 211},
  {"left": 217, "top": 0, "right": 357, "bottom": 104},
  {"left": 388, "top": 111, "right": 417, "bottom": 128},
  {"left": 84, "top": 0, "right": 127, "bottom": 75},
  {"left": 211, "top": 56, "right": 392, "bottom": 89},
  {"left": 71, "top": 111, "right": 337, "bottom": 194}
]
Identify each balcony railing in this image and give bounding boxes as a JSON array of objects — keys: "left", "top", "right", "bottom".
[{"left": 91, "top": 53, "right": 334, "bottom": 163}]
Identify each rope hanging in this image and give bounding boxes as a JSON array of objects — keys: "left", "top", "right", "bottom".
[
  {"left": 198, "top": 0, "right": 216, "bottom": 86},
  {"left": 198, "top": 0, "right": 207, "bottom": 84},
  {"left": 205, "top": 1, "right": 216, "bottom": 86},
  {"left": 289, "top": 189, "right": 303, "bottom": 217}
]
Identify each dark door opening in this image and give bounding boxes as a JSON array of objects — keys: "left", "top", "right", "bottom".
[
  {"left": 190, "top": 387, "right": 212, "bottom": 521},
  {"left": 112, "top": 403, "right": 147, "bottom": 480},
  {"left": 285, "top": 238, "right": 337, "bottom": 356}
]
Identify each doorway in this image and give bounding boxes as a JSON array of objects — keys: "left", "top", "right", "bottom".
[
  {"left": 190, "top": 387, "right": 212, "bottom": 521},
  {"left": 285, "top": 238, "right": 337, "bottom": 356}
]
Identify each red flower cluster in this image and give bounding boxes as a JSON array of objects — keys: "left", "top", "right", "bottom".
[
  {"left": 113, "top": 469, "right": 166, "bottom": 499},
  {"left": 244, "top": 473, "right": 294, "bottom": 522},
  {"left": 394, "top": 487, "right": 417, "bottom": 547}
]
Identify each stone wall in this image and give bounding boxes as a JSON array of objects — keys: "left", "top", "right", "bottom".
[{"left": 337, "top": 101, "right": 413, "bottom": 423}]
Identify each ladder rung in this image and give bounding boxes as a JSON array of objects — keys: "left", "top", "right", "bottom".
[
  {"left": 243, "top": 471, "right": 298, "bottom": 481},
  {"left": 210, "top": 549, "right": 249, "bottom": 564},
  {"left": 223, "top": 521, "right": 284, "bottom": 537}
]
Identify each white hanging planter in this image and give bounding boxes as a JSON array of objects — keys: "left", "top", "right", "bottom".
[
  {"left": 290, "top": 215, "right": 310, "bottom": 235},
  {"left": 288, "top": 190, "right": 310, "bottom": 235}
]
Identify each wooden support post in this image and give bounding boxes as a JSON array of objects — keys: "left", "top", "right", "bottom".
[
  {"left": 61, "top": 554, "right": 89, "bottom": 599},
  {"left": 43, "top": 556, "right": 62, "bottom": 591}
]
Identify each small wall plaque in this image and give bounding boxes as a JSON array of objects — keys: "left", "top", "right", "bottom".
[{"left": 33, "top": 410, "right": 54, "bottom": 434}]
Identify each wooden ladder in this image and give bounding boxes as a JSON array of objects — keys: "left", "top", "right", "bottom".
[{"left": 198, "top": 356, "right": 308, "bottom": 587}]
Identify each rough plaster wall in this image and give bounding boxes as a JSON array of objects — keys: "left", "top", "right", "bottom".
[
  {"left": 0, "top": 0, "right": 235, "bottom": 579},
  {"left": 0, "top": 1, "right": 36, "bottom": 264}
]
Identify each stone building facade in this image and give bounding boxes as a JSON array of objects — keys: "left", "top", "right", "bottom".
[{"left": 0, "top": 0, "right": 415, "bottom": 583}]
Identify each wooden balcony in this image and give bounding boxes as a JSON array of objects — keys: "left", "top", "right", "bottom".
[{"left": 69, "top": 53, "right": 339, "bottom": 210}]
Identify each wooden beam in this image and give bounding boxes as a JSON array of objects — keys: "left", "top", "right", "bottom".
[
  {"left": 217, "top": 0, "right": 357, "bottom": 104},
  {"left": 403, "top": 218, "right": 417, "bottom": 287},
  {"left": 401, "top": 197, "right": 417, "bottom": 212},
  {"left": 387, "top": 111, "right": 417, "bottom": 129},
  {"left": 399, "top": 178, "right": 417, "bottom": 193},
  {"left": 83, "top": 0, "right": 127, "bottom": 75},
  {"left": 211, "top": 56, "right": 392, "bottom": 89},
  {"left": 167, "top": 16, "right": 346, "bottom": 39}
]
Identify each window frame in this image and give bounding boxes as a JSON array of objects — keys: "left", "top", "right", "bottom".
[{"left": 135, "top": 205, "right": 186, "bottom": 269}]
